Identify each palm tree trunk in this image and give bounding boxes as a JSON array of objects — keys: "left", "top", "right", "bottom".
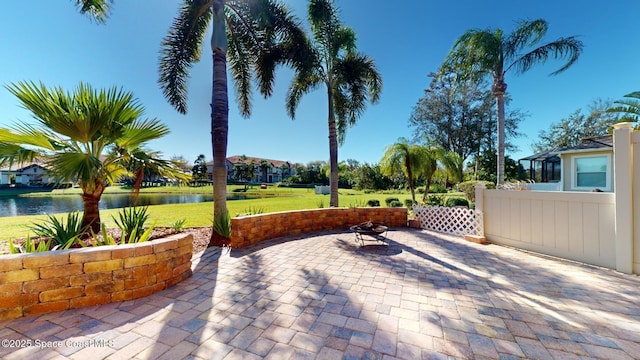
[
  {"left": 211, "top": 48, "right": 229, "bottom": 232},
  {"left": 327, "top": 85, "right": 339, "bottom": 207},
  {"left": 422, "top": 176, "right": 433, "bottom": 203},
  {"left": 405, "top": 159, "right": 415, "bottom": 202},
  {"left": 209, "top": 0, "right": 229, "bottom": 237},
  {"left": 81, "top": 187, "right": 104, "bottom": 234},
  {"left": 493, "top": 79, "right": 507, "bottom": 186}
]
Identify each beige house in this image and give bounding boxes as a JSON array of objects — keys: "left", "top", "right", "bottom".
[
  {"left": 0, "top": 162, "right": 51, "bottom": 186},
  {"left": 518, "top": 135, "right": 613, "bottom": 192},
  {"left": 206, "top": 156, "right": 295, "bottom": 183}
]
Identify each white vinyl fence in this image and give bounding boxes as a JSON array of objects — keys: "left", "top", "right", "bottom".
[
  {"left": 478, "top": 189, "right": 616, "bottom": 269},
  {"left": 474, "top": 123, "right": 640, "bottom": 274}
]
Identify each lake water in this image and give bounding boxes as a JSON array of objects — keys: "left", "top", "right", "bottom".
[{"left": 0, "top": 193, "right": 242, "bottom": 217}]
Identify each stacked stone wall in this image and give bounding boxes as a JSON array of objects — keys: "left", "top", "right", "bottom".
[
  {"left": 0, "top": 234, "right": 193, "bottom": 320},
  {"left": 231, "top": 207, "right": 407, "bottom": 248}
]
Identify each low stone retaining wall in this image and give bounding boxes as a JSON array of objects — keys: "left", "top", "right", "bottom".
[
  {"left": 231, "top": 207, "right": 408, "bottom": 248},
  {"left": 0, "top": 234, "right": 193, "bottom": 320}
]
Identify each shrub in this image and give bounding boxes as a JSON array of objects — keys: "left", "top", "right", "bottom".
[
  {"left": 236, "top": 206, "right": 265, "bottom": 216},
  {"left": 428, "top": 183, "right": 448, "bottom": 193},
  {"left": 457, "top": 181, "right": 495, "bottom": 202},
  {"left": 363, "top": 189, "right": 375, "bottom": 194},
  {"left": 426, "top": 194, "right": 443, "bottom": 206},
  {"left": 445, "top": 197, "right": 469, "bottom": 207},
  {"left": 9, "top": 235, "right": 54, "bottom": 254},
  {"left": 367, "top": 199, "right": 380, "bottom": 207},
  {"left": 389, "top": 200, "right": 403, "bottom": 207},
  {"left": 404, "top": 199, "right": 414, "bottom": 208},
  {"left": 416, "top": 187, "right": 425, "bottom": 194},
  {"left": 170, "top": 218, "right": 187, "bottom": 232},
  {"left": 30, "top": 211, "right": 85, "bottom": 249},
  {"left": 385, "top": 197, "right": 400, "bottom": 206},
  {"left": 113, "top": 206, "right": 150, "bottom": 243}
]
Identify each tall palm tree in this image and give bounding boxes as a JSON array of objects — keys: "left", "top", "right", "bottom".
[
  {"left": 442, "top": 19, "right": 582, "bottom": 185},
  {"left": 286, "top": 0, "right": 382, "bottom": 207},
  {"left": 0, "top": 82, "right": 186, "bottom": 232},
  {"left": 380, "top": 139, "right": 422, "bottom": 202},
  {"left": 159, "top": 0, "right": 309, "bottom": 236}
]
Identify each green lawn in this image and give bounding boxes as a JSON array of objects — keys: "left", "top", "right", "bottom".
[{"left": 0, "top": 186, "right": 415, "bottom": 242}]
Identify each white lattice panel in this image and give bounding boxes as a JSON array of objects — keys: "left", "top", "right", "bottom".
[{"left": 413, "top": 204, "right": 483, "bottom": 236}]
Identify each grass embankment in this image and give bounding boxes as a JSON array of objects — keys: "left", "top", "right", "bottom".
[{"left": 0, "top": 185, "right": 421, "bottom": 242}]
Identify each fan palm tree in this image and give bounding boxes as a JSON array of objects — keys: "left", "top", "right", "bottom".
[
  {"left": 159, "top": 0, "right": 309, "bottom": 236},
  {"left": 380, "top": 139, "right": 422, "bottom": 202},
  {"left": 286, "top": 0, "right": 382, "bottom": 207},
  {"left": 442, "top": 19, "right": 583, "bottom": 185},
  {"left": 0, "top": 81, "right": 187, "bottom": 233}
]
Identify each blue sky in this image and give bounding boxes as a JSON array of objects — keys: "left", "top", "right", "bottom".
[{"left": 1, "top": 1, "right": 639, "bottom": 166}]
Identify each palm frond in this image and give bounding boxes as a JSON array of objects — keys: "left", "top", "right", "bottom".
[
  {"left": 308, "top": 0, "right": 341, "bottom": 52},
  {"left": 158, "top": 0, "right": 212, "bottom": 114},
  {"left": 608, "top": 92, "right": 640, "bottom": 121},
  {"left": 46, "top": 152, "right": 104, "bottom": 185},
  {"left": 503, "top": 19, "right": 548, "bottom": 60},
  {"left": 508, "top": 36, "right": 583, "bottom": 76},
  {"left": 442, "top": 29, "right": 502, "bottom": 82},
  {"left": 0, "top": 144, "right": 42, "bottom": 169},
  {"left": 226, "top": 4, "right": 258, "bottom": 117},
  {"left": 380, "top": 139, "right": 414, "bottom": 178},
  {"left": 6, "top": 82, "right": 143, "bottom": 143},
  {"left": 226, "top": 0, "right": 312, "bottom": 117},
  {"left": 0, "top": 124, "right": 58, "bottom": 151},
  {"left": 117, "top": 119, "right": 171, "bottom": 149},
  {"left": 286, "top": 71, "right": 323, "bottom": 119},
  {"left": 332, "top": 26, "right": 356, "bottom": 55},
  {"left": 332, "top": 52, "right": 382, "bottom": 142},
  {"left": 73, "top": 0, "right": 112, "bottom": 24}
]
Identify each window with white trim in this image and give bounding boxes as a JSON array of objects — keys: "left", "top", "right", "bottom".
[{"left": 571, "top": 154, "right": 611, "bottom": 191}]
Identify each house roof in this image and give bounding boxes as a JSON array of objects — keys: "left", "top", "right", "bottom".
[
  {"left": 520, "top": 135, "right": 613, "bottom": 162},
  {"left": 519, "top": 150, "right": 560, "bottom": 162},
  {"left": 555, "top": 135, "right": 613, "bottom": 153},
  {"left": 209, "top": 156, "right": 292, "bottom": 168},
  {"left": 0, "top": 160, "right": 49, "bottom": 172}
]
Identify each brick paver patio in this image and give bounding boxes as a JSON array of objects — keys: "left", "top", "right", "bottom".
[{"left": 1, "top": 229, "right": 640, "bottom": 359}]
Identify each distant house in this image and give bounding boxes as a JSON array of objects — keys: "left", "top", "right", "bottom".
[
  {"left": 206, "top": 156, "right": 295, "bottom": 183},
  {"left": 518, "top": 135, "right": 613, "bottom": 192},
  {"left": 0, "top": 162, "right": 51, "bottom": 186}
]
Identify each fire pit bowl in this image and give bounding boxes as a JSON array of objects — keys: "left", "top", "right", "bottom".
[{"left": 349, "top": 221, "right": 388, "bottom": 246}]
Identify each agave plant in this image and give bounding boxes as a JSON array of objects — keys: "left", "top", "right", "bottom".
[
  {"left": 30, "top": 212, "right": 86, "bottom": 249},
  {"left": 112, "top": 206, "right": 150, "bottom": 243}
]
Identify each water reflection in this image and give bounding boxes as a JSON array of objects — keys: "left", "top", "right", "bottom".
[{"left": 0, "top": 193, "right": 221, "bottom": 217}]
